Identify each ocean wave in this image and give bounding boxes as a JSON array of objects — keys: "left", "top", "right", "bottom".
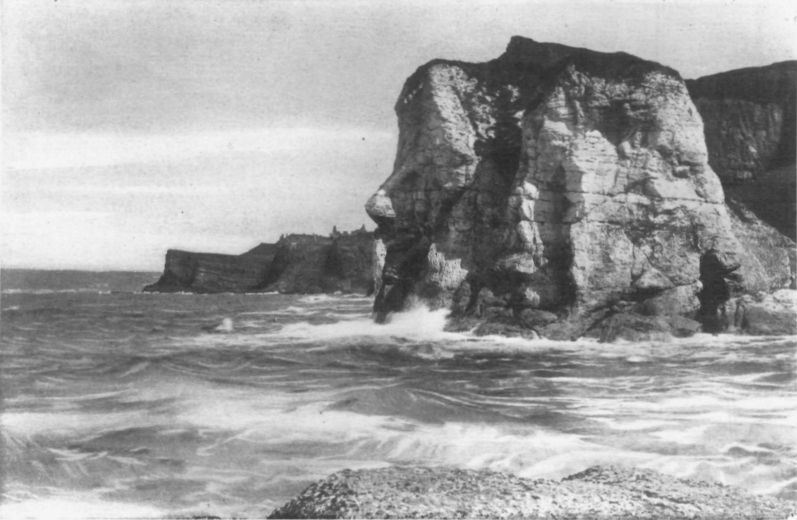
[
  {"left": 3, "top": 289, "right": 796, "bottom": 516},
  {"left": 1, "top": 289, "right": 112, "bottom": 295},
  {"left": 298, "top": 293, "right": 372, "bottom": 304}
]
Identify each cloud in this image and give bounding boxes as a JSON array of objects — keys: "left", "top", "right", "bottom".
[
  {"left": 4, "top": 127, "right": 394, "bottom": 171},
  {"left": 0, "top": 209, "right": 262, "bottom": 270},
  {"left": 1, "top": 126, "right": 393, "bottom": 269}
]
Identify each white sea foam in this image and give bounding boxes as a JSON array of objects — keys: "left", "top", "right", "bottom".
[
  {"left": 4, "top": 288, "right": 795, "bottom": 515},
  {"left": 0, "top": 496, "right": 163, "bottom": 520},
  {"left": 274, "top": 304, "right": 457, "bottom": 342},
  {"left": 165, "top": 381, "right": 697, "bottom": 485},
  {"left": 1, "top": 409, "right": 165, "bottom": 442}
]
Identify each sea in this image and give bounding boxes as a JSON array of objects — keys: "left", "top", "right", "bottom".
[{"left": 1, "top": 269, "right": 796, "bottom": 519}]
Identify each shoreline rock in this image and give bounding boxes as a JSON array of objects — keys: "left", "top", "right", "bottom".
[
  {"left": 364, "top": 35, "right": 795, "bottom": 340},
  {"left": 143, "top": 228, "right": 374, "bottom": 295},
  {"left": 268, "top": 465, "right": 794, "bottom": 519}
]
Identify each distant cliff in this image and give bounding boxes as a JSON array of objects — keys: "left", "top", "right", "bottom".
[
  {"left": 143, "top": 228, "right": 374, "bottom": 294},
  {"left": 365, "top": 36, "right": 794, "bottom": 340},
  {"left": 687, "top": 61, "right": 797, "bottom": 239},
  {"left": 261, "top": 231, "right": 375, "bottom": 294}
]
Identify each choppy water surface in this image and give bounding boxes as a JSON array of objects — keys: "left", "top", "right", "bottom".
[{"left": 1, "top": 271, "right": 796, "bottom": 518}]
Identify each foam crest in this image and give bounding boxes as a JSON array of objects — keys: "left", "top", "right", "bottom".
[{"left": 274, "top": 304, "right": 458, "bottom": 343}]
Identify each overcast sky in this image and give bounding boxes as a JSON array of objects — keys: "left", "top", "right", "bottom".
[{"left": 2, "top": 0, "right": 795, "bottom": 270}]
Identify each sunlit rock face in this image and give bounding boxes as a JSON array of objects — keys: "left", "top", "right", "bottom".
[{"left": 366, "top": 36, "right": 793, "bottom": 338}]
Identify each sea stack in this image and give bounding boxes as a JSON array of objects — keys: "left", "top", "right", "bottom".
[{"left": 365, "top": 36, "right": 794, "bottom": 340}]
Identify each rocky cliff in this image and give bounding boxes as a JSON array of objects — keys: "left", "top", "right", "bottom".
[
  {"left": 261, "top": 231, "right": 374, "bottom": 294},
  {"left": 687, "top": 61, "right": 797, "bottom": 239},
  {"left": 144, "top": 229, "right": 374, "bottom": 294},
  {"left": 142, "top": 244, "right": 276, "bottom": 293},
  {"left": 365, "top": 36, "right": 794, "bottom": 339}
]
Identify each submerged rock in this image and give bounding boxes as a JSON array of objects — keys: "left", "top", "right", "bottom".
[
  {"left": 732, "top": 289, "right": 797, "bottom": 335},
  {"left": 365, "top": 36, "right": 794, "bottom": 339},
  {"left": 268, "top": 465, "right": 793, "bottom": 519}
]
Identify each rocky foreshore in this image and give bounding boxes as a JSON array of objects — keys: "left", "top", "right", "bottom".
[
  {"left": 144, "top": 228, "right": 374, "bottom": 294},
  {"left": 269, "top": 465, "right": 794, "bottom": 519}
]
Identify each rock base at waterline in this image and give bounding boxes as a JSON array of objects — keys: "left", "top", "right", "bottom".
[{"left": 269, "top": 465, "right": 793, "bottom": 519}]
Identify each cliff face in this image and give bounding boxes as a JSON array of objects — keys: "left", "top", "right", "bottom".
[
  {"left": 366, "top": 36, "right": 793, "bottom": 338},
  {"left": 686, "top": 61, "right": 797, "bottom": 239},
  {"left": 262, "top": 232, "right": 374, "bottom": 294},
  {"left": 143, "top": 244, "right": 276, "bottom": 293},
  {"left": 144, "top": 230, "right": 374, "bottom": 294}
]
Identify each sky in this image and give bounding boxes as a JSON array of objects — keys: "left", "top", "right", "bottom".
[{"left": 2, "top": 0, "right": 796, "bottom": 270}]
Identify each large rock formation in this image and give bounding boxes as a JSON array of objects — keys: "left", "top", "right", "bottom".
[
  {"left": 365, "top": 36, "right": 794, "bottom": 339},
  {"left": 142, "top": 244, "right": 277, "bottom": 293},
  {"left": 269, "top": 465, "right": 793, "bottom": 519},
  {"left": 687, "top": 61, "right": 797, "bottom": 239},
  {"left": 144, "top": 229, "right": 374, "bottom": 294}
]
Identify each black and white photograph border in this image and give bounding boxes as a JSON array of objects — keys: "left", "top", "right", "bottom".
[{"left": 1, "top": 1, "right": 796, "bottom": 518}]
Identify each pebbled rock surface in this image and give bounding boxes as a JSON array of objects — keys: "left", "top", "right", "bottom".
[
  {"left": 365, "top": 36, "right": 794, "bottom": 339},
  {"left": 144, "top": 229, "right": 374, "bottom": 294},
  {"left": 268, "top": 465, "right": 794, "bottom": 519},
  {"left": 686, "top": 61, "right": 797, "bottom": 239}
]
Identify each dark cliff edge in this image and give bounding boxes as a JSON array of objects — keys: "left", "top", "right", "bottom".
[
  {"left": 365, "top": 36, "right": 796, "bottom": 340},
  {"left": 143, "top": 229, "right": 374, "bottom": 294},
  {"left": 687, "top": 61, "right": 797, "bottom": 239},
  {"left": 269, "top": 465, "right": 793, "bottom": 519}
]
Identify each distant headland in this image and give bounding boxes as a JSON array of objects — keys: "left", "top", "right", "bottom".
[{"left": 144, "top": 226, "right": 375, "bottom": 295}]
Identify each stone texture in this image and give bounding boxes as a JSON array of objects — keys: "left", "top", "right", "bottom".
[
  {"left": 144, "top": 229, "right": 374, "bottom": 294},
  {"left": 365, "top": 36, "right": 794, "bottom": 338},
  {"left": 686, "top": 61, "right": 797, "bottom": 239},
  {"left": 732, "top": 289, "right": 797, "bottom": 335},
  {"left": 268, "top": 465, "right": 793, "bottom": 519}
]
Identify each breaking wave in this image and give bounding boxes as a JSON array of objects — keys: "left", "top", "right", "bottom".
[{"left": 2, "top": 288, "right": 795, "bottom": 517}]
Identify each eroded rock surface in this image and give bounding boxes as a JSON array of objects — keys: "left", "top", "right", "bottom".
[
  {"left": 366, "top": 36, "right": 794, "bottom": 338},
  {"left": 687, "top": 61, "right": 797, "bottom": 239},
  {"left": 268, "top": 465, "right": 793, "bottom": 519}
]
